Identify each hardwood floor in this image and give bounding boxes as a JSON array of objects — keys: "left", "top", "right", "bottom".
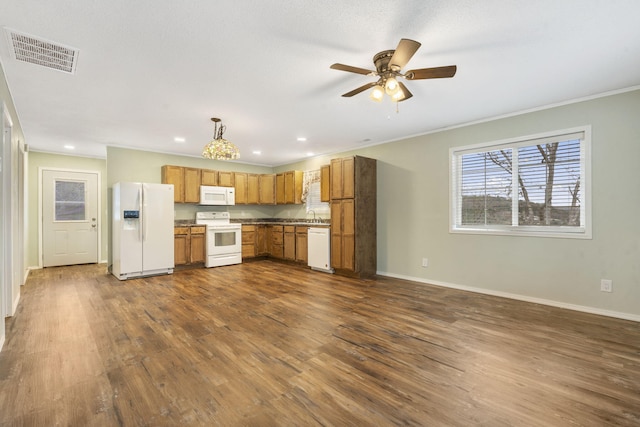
[{"left": 1, "top": 261, "right": 639, "bottom": 426}]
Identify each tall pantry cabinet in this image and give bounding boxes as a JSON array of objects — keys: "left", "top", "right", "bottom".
[{"left": 330, "top": 155, "right": 376, "bottom": 278}]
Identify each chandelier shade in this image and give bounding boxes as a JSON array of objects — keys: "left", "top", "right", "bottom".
[{"left": 202, "top": 118, "right": 240, "bottom": 160}]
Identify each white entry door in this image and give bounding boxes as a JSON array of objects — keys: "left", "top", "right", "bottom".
[{"left": 42, "top": 170, "right": 99, "bottom": 267}]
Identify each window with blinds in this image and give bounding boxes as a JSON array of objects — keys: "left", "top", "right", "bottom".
[
  {"left": 450, "top": 126, "right": 591, "bottom": 238},
  {"left": 305, "top": 181, "right": 330, "bottom": 214}
]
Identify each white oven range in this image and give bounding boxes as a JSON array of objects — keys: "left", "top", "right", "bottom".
[{"left": 195, "top": 212, "right": 242, "bottom": 267}]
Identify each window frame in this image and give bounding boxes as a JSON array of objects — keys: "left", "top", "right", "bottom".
[
  {"left": 305, "top": 181, "right": 330, "bottom": 215},
  {"left": 449, "top": 126, "right": 592, "bottom": 239}
]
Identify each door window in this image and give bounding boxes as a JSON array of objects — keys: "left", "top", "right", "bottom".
[{"left": 55, "top": 180, "right": 86, "bottom": 221}]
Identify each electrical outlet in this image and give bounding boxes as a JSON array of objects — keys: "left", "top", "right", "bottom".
[
  {"left": 600, "top": 279, "right": 612, "bottom": 293},
  {"left": 421, "top": 258, "right": 429, "bottom": 268}
]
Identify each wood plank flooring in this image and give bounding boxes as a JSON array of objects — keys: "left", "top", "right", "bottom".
[{"left": 1, "top": 261, "right": 639, "bottom": 426}]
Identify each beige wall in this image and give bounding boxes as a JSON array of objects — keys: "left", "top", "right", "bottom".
[
  {"left": 22, "top": 88, "right": 640, "bottom": 319},
  {"left": 27, "top": 152, "right": 108, "bottom": 267},
  {"left": 354, "top": 89, "right": 640, "bottom": 318}
]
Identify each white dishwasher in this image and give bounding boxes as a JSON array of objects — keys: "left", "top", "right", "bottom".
[{"left": 307, "top": 227, "right": 333, "bottom": 273}]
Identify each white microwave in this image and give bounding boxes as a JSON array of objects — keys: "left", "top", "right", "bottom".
[{"left": 200, "top": 185, "right": 235, "bottom": 205}]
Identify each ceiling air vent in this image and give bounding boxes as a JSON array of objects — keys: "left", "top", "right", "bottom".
[{"left": 4, "top": 28, "right": 79, "bottom": 74}]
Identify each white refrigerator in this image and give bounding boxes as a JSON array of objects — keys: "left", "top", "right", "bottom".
[{"left": 112, "top": 182, "right": 175, "bottom": 280}]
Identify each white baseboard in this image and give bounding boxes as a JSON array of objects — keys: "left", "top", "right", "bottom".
[
  {"left": 11, "top": 291, "right": 20, "bottom": 315},
  {"left": 377, "top": 270, "right": 640, "bottom": 323}
]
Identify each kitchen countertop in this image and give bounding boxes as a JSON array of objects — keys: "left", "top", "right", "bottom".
[{"left": 175, "top": 218, "right": 330, "bottom": 227}]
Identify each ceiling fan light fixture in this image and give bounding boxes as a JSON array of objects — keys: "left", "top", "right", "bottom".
[
  {"left": 384, "top": 77, "right": 400, "bottom": 96},
  {"left": 202, "top": 118, "right": 240, "bottom": 160},
  {"left": 392, "top": 90, "right": 405, "bottom": 102},
  {"left": 369, "top": 85, "right": 384, "bottom": 102}
]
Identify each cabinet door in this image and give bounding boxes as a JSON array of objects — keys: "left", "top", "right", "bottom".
[
  {"left": 283, "top": 226, "right": 296, "bottom": 260},
  {"left": 242, "top": 225, "right": 256, "bottom": 258},
  {"left": 320, "top": 165, "right": 330, "bottom": 202},
  {"left": 275, "top": 173, "right": 285, "bottom": 204},
  {"left": 284, "top": 171, "right": 304, "bottom": 204},
  {"left": 162, "top": 165, "right": 184, "bottom": 203},
  {"left": 330, "top": 158, "right": 342, "bottom": 200},
  {"left": 234, "top": 172, "right": 248, "bottom": 204},
  {"left": 174, "top": 227, "right": 190, "bottom": 265},
  {"left": 330, "top": 201, "right": 342, "bottom": 268},
  {"left": 184, "top": 167, "right": 201, "bottom": 203},
  {"left": 270, "top": 226, "right": 284, "bottom": 258},
  {"left": 342, "top": 157, "right": 355, "bottom": 199},
  {"left": 256, "top": 225, "right": 268, "bottom": 255},
  {"left": 295, "top": 228, "right": 308, "bottom": 264},
  {"left": 330, "top": 157, "right": 355, "bottom": 200},
  {"left": 341, "top": 199, "right": 355, "bottom": 271},
  {"left": 259, "top": 174, "right": 276, "bottom": 205},
  {"left": 218, "top": 171, "right": 235, "bottom": 187},
  {"left": 284, "top": 171, "right": 295, "bottom": 204},
  {"left": 247, "top": 174, "right": 260, "bottom": 204},
  {"left": 190, "top": 231, "right": 206, "bottom": 264},
  {"left": 201, "top": 169, "right": 218, "bottom": 186}
]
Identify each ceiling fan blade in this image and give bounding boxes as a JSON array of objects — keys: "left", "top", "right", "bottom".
[
  {"left": 405, "top": 65, "right": 457, "bottom": 80},
  {"left": 330, "top": 63, "right": 375, "bottom": 75},
  {"left": 396, "top": 82, "right": 413, "bottom": 102},
  {"left": 341, "top": 82, "right": 377, "bottom": 97},
  {"left": 389, "top": 39, "right": 421, "bottom": 70}
]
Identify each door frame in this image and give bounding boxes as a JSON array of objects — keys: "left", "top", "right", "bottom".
[{"left": 38, "top": 167, "right": 102, "bottom": 268}]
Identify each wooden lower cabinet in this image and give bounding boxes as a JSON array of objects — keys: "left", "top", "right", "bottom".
[
  {"left": 189, "top": 226, "right": 206, "bottom": 264},
  {"left": 242, "top": 225, "right": 256, "bottom": 258},
  {"left": 269, "top": 225, "right": 284, "bottom": 259},
  {"left": 283, "top": 226, "right": 296, "bottom": 260},
  {"left": 239, "top": 223, "right": 310, "bottom": 265},
  {"left": 174, "top": 227, "right": 190, "bottom": 265},
  {"left": 174, "top": 225, "right": 206, "bottom": 266},
  {"left": 331, "top": 199, "right": 355, "bottom": 271},
  {"left": 295, "top": 226, "right": 308, "bottom": 264},
  {"left": 256, "top": 225, "right": 268, "bottom": 255}
]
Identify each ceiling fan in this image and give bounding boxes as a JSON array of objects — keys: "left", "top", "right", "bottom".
[{"left": 330, "top": 38, "right": 457, "bottom": 102}]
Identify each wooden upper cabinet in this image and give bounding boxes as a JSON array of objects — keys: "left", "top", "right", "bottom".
[
  {"left": 234, "top": 172, "right": 248, "bottom": 204},
  {"left": 342, "top": 157, "right": 355, "bottom": 198},
  {"left": 218, "top": 171, "right": 235, "bottom": 187},
  {"left": 161, "top": 166, "right": 301, "bottom": 205},
  {"left": 184, "top": 167, "right": 201, "bottom": 203},
  {"left": 284, "top": 170, "right": 303, "bottom": 204},
  {"left": 320, "top": 164, "right": 330, "bottom": 202},
  {"left": 330, "top": 158, "right": 342, "bottom": 200},
  {"left": 330, "top": 157, "right": 355, "bottom": 200},
  {"left": 247, "top": 174, "right": 260, "bottom": 204},
  {"left": 259, "top": 174, "right": 276, "bottom": 205},
  {"left": 162, "top": 165, "right": 184, "bottom": 203},
  {"left": 275, "top": 173, "right": 285, "bottom": 204},
  {"left": 201, "top": 169, "right": 218, "bottom": 186}
]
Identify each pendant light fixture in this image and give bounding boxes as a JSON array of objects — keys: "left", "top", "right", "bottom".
[{"left": 202, "top": 118, "right": 240, "bottom": 160}]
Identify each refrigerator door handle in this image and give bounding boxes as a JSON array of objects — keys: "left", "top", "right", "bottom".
[{"left": 139, "top": 187, "right": 144, "bottom": 242}]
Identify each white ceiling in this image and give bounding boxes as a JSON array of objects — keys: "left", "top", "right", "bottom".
[{"left": 1, "top": 1, "right": 640, "bottom": 166}]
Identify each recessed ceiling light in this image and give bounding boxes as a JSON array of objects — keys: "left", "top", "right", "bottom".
[
  {"left": 297, "top": 137, "right": 307, "bottom": 142},
  {"left": 252, "top": 150, "right": 261, "bottom": 155},
  {"left": 64, "top": 144, "right": 75, "bottom": 150},
  {"left": 174, "top": 137, "right": 186, "bottom": 143},
  {"left": 306, "top": 152, "right": 314, "bottom": 157}
]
